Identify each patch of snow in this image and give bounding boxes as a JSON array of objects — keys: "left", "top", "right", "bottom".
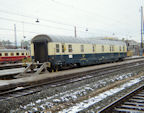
[
  {"left": 15, "top": 87, "right": 24, "bottom": 90},
  {"left": 0, "top": 68, "right": 25, "bottom": 76},
  {"left": 26, "top": 102, "right": 35, "bottom": 107},
  {"left": 39, "top": 105, "right": 45, "bottom": 110},
  {"left": 15, "top": 72, "right": 140, "bottom": 112},
  {"left": 31, "top": 107, "right": 38, "bottom": 111},
  {"left": 0, "top": 81, "right": 9, "bottom": 86},
  {"left": 53, "top": 99, "right": 61, "bottom": 103},
  {"left": 85, "top": 87, "right": 93, "bottom": 91},
  {"left": 20, "top": 105, "right": 27, "bottom": 109},
  {"left": 130, "top": 56, "right": 142, "bottom": 58},
  {"left": 60, "top": 78, "right": 141, "bottom": 113},
  {"left": 45, "top": 102, "right": 53, "bottom": 108},
  {"left": 35, "top": 99, "right": 42, "bottom": 104}
]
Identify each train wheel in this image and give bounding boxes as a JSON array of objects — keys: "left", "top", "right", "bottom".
[{"left": 76, "top": 63, "right": 81, "bottom": 68}]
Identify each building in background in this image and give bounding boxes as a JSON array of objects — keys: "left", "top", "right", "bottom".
[{"left": 125, "top": 40, "right": 140, "bottom": 56}]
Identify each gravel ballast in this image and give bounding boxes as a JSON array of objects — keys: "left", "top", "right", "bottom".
[{"left": 0, "top": 64, "right": 144, "bottom": 113}]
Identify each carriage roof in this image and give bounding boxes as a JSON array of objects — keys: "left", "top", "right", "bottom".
[
  {"left": 32, "top": 34, "right": 126, "bottom": 46},
  {"left": 0, "top": 49, "right": 28, "bottom": 52}
]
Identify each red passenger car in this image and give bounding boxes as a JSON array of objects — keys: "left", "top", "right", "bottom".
[{"left": 0, "top": 49, "right": 30, "bottom": 63}]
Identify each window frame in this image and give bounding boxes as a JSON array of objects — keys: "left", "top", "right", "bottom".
[
  {"left": 123, "top": 46, "right": 125, "bottom": 52},
  {"left": 81, "top": 45, "right": 84, "bottom": 52},
  {"left": 62, "top": 44, "right": 65, "bottom": 53},
  {"left": 112, "top": 45, "right": 114, "bottom": 51},
  {"left": 119, "top": 46, "right": 122, "bottom": 52},
  {"left": 102, "top": 45, "right": 104, "bottom": 52},
  {"left": 68, "top": 44, "right": 72, "bottom": 52},
  {"left": 5, "top": 53, "right": 8, "bottom": 56},
  {"left": 56, "top": 44, "right": 60, "bottom": 53},
  {"left": 110, "top": 45, "right": 112, "bottom": 52},
  {"left": 10, "top": 53, "right": 14, "bottom": 56},
  {"left": 92, "top": 45, "right": 96, "bottom": 52},
  {"left": 16, "top": 53, "right": 19, "bottom": 56}
]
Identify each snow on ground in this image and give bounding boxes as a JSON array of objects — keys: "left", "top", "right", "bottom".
[
  {"left": 125, "top": 56, "right": 143, "bottom": 59},
  {"left": 14, "top": 87, "right": 24, "bottom": 90},
  {"left": 130, "top": 56, "right": 143, "bottom": 58},
  {"left": 0, "top": 68, "right": 25, "bottom": 86},
  {"left": 0, "top": 68, "right": 25, "bottom": 76},
  {"left": 60, "top": 78, "right": 141, "bottom": 113},
  {"left": 12, "top": 72, "right": 142, "bottom": 112},
  {"left": 0, "top": 80, "right": 9, "bottom": 86}
]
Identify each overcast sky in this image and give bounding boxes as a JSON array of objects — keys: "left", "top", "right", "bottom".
[{"left": 0, "top": 0, "right": 143, "bottom": 43}]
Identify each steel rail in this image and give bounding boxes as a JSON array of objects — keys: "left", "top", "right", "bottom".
[
  {"left": 0, "top": 57, "right": 143, "bottom": 80},
  {"left": 0, "top": 60, "right": 144, "bottom": 102},
  {"left": 98, "top": 85, "right": 144, "bottom": 113}
]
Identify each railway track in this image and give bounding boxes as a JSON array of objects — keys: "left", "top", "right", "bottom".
[
  {"left": 0, "top": 57, "right": 143, "bottom": 80},
  {"left": 0, "top": 59, "right": 144, "bottom": 102},
  {"left": 0, "top": 57, "right": 142, "bottom": 79},
  {"left": 0, "top": 63, "right": 26, "bottom": 70},
  {"left": 98, "top": 85, "right": 144, "bottom": 113}
]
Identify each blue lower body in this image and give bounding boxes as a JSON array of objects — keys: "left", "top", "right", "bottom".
[{"left": 32, "top": 52, "right": 127, "bottom": 67}]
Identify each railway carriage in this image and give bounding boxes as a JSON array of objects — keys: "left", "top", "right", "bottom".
[
  {"left": 0, "top": 49, "right": 30, "bottom": 63},
  {"left": 31, "top": 34, "right": 127, "bottom": 70}
]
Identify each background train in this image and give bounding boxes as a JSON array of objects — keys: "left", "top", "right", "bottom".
[
  {"left": 31, "top": 34, "right": 127, "bottom": 71},
  {"left": 0, "top": 49, "right": 30, "bottom": 64}
]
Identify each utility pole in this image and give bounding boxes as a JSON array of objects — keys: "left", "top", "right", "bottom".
[
  {"left": 139, "top": 6, "right": 144, "bottom": 56},
  {"left": 14, "top": 24, "right": 17, "bottom": 49},
  {"left": 141, "top": 6, "right": 143, "bottom": 49},
  {"left": 74, "top": 26, "right": 77, "bottom": 38}
]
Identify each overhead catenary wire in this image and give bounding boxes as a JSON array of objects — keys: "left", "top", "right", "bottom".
[
  {"left": 0, "top": 27, "right": 40, "bottom": 34},
  {"left": 0, "top": 15, "right": 139, "bottom": 41},
  {"left": 0, "top": 16, "right": 117, "bottom": 36},
  {"left": 50, "top": 0, "right": 134, "bottom": 27},
  {"left": 0, "top": 7, "right": 135, "bottom": 32},
  {"left": 0, "top": 9, "right": 74, "bottom": 27},
  {"left": 0, "top": 9, "right": 110, "bottom": 32},
  {"left": 0, "top": 1, "right": 140, "bottom": 40},
  {"left": 0, "top": 1, "right": 134, "bottom": 28},
  {"left": 0, "top": 16, "right": 74, "bottom": 31}
]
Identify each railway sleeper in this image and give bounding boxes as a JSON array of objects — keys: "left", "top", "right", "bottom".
[{"left": 115, "top": 107, "right": 144, "bottom": 112}]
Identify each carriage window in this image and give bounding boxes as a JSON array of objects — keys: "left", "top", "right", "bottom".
[
  {"left": 81, "top": 45, "right": 84, "bottom": 52},
  {"left": 68, "top": 45, "right": 72, "bottom": 52},
  {"left": 56, "top": 44, "right": 60, "bottom": 53},
  {"left": 0, "top": 53, "right": 2, "bottom": 56},
  {"left": 102, "top": 45, "right": 104, "bottom": 52},
  {"left": 110, "top": 45, "right": 114, "bottom": 52},
  {"left": 92, "top": 45, "right": 96, "bottom": 52},
  {"left": 110, "top": 45, "right": 112, "bottom": 52},
  {"left": 22, "top": 53, "right": 24, "bottom": 55},
  {"left": 123, "top": 46, "right": 125, "bottom": 51},
  {"left": 5, "top": 53, "right": 8, "bottom": 56},
  {"left": 93, "top": 45, "right": 94, "bottom": 52},
  {"left": 16, "top": 53, "right": 19, "bottom": 56},
  {"left": 11, "top": 53, "right": 14, "bottom": 56},
  {"left": 110, "top": 45, "right": 114, "bottom": 51},
  {"left": 119, "top": 46, "right": 121, "bottom": 51},
  {"left": 112, "top": 45, "right": 114, "bottom": 51},
  {"left": 62, "top": 44, "right": 65, "bottom": 53}
]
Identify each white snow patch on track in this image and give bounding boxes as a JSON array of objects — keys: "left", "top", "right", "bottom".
[{"left": 60, "top": 78, "right": 141, "bottom": 113}]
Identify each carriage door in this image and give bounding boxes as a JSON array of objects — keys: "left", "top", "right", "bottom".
[{"left": 34, "top": 41, "right": 48, "bottom": 63}]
